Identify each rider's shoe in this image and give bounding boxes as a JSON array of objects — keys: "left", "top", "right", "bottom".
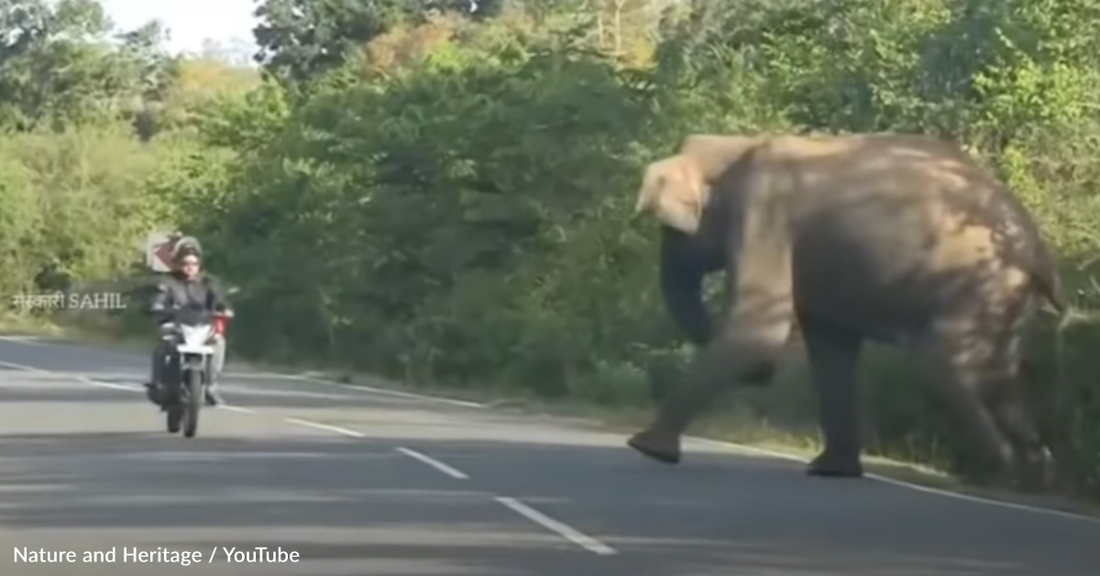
[
  {"left": 204, "top": 386, "right": 223, "bottom": 407},
  {"left": 144, "top": 382, "right": 170, "bottom": 412}
]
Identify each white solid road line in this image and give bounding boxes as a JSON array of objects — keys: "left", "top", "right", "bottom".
[
  {"left": 495, "top": 496, "right": 618, "bottom": 556},
  {"left": 395, "top": 447, "right": 469, "bottom": 480},
  {"left": 224, "top": 367, "right": 485, "bottom": 408},
  {"left": 284, "top": 417, "right": 366, "bottom": 438},
  {"left": 0, "top": 359, "right": 136, "bottom": 391},
  {"left": 219, "top": 387, "right": 359, "bottom": 400},
  {"left": 692, "top": 437, "right": 1100, "bottom": 525},
  {"left": 0, "top": 359, "right": 55, "bottom": 374},
  {"left": 0, "top": 359, "right": 254, "bottom": 413},
  {"left": 277, "top": 372, "right": 485, "bottom": 409},
  {"left": 218, "top": 404, "right": 254, "bottom": 414}
]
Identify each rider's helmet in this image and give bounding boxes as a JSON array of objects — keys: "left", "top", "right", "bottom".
[
  {"left": 171, "top": 236, "right": 203, "bottom": 280},
  {"left": 171, "top": 236, "right": 203, "bottom": 264}
]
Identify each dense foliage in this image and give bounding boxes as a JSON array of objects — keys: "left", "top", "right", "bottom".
[{"left": 2, "top": 0, "right": 1098, "bottom": 496}]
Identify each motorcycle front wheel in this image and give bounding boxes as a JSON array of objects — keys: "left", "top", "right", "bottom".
[{"left": 166, "top": 402, "right": 183, "bottom": 433}]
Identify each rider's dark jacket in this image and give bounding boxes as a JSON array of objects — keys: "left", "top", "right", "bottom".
[{"left": 149, "top": 272, "right": 231, "bottom": 323}]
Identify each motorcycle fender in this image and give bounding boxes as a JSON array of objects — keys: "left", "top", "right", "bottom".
[{"left": 179, "top": 352, "right": 208, "bottom": 371}]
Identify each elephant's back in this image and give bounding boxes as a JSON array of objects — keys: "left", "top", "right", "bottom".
[{"left": 788, "top": 140, "right": 1053, "bottom": 335}]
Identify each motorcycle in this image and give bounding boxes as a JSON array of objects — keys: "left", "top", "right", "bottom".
[{"left": 161, "top": 306, "right": 231, "bottom": 438}]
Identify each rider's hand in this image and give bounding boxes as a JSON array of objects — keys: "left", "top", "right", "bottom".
[{"left": 158, "top": 321, "right": 175, "bottom": 338}]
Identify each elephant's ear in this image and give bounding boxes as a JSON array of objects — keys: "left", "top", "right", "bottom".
[{"left": 634, "top": 156, "right": 706, "bottom": 234}]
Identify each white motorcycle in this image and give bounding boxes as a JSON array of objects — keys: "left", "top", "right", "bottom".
[{"left": 162, "top": 306, "right": 232, "bottom": 438}]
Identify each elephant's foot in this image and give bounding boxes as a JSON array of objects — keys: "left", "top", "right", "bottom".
[
  {"left": 806, "top": 451, "right": 863, "bottom": 478},
  {"left": 1015, "top": 446, "right": 1058, "bottom": 493},
  {"left": 627, "top": 427, "right": 682, "bottom": 464}
]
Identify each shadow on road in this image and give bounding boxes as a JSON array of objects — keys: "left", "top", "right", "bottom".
[
  {"left": 0, "top": 338, "right": 1095, "bottom": 576},
  {"left": 0, "top": 431, "right": 1083, "bottom": 575}
]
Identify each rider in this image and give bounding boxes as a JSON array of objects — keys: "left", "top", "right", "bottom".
[{"left": 143, "top": 239, "right": 232, "bottom": 408}]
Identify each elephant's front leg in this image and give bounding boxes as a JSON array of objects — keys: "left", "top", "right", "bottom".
[
  {"left": 798, "top": 312, "right": 865, "bottom": 477},
  {"left": 629, "top": 193, "right": 796, "bottom": 464},
  {"left": 627, "top": 305, "right": 795, "bottom": 464}
]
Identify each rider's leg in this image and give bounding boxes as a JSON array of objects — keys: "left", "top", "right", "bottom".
[
  {"left": 144, "top": 340, "right": 162, "bottom": 403},
  {"left": 147, "top": 344, "right": 160, "bottom": 387},
  {"left": 205, "top": 334, "right": 226, "bottom": 406},
  {"left": 145, "top": 324, "right": 175, "bottom": 409}
]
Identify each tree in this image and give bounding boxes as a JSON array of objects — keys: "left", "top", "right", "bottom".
[
  {"left": 0, "top": 0, "right": 173, "bottom": 131},
  {"left": 252, "top": 0, "right": 407, "bottom": 86},
  {"left": 251, "top": 0, "right": 502, "bottom": 86}
]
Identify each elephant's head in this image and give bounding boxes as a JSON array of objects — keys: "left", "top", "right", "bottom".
[
  {"left": 633, "top": 156, "right": 707, "bottom": 234},
  {"left": 632, "top": 135, "right": 766, "bottom": 347},
  {"left": 633, "top": 134, "right": 762, "bottom": 235}
]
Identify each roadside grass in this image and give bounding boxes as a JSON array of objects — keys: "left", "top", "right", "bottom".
[
  {"left": 0, "top": 312, "right": 66, "bottom": 337},
  {"left": 2, "top": 311, "right": 1097, "bottom": 519}
]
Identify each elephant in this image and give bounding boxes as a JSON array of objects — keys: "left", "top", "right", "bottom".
[{"left": 627, "top": 132, "right": 1066, "bottom": 489}]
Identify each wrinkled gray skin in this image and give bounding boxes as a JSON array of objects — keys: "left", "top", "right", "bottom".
[{"left": 628, "top": 133, "right": 1065, "bottom": 490}]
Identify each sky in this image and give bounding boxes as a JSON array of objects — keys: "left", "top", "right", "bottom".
[{"left": 99, "top": 0, "right": 260, "bottom": 56}]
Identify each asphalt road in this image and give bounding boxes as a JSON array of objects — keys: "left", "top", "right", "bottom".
[{"left": 0, "top": 336, "right": 1097, "bottom": 576}]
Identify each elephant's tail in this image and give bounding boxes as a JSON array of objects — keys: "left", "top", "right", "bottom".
[
  {"left": 1033, "top": 269, "right": 1067, "bottom": 315},
  {"left": 1030, "top": 245, "right": 1067, "bottom": 316}
]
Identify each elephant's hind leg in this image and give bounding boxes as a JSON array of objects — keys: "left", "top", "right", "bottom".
[
  {"left": 983, "top": 372, "right": 1056, "bottom": 491},
  {"left": 975, "top": 302, "right": 1056, "bottom": 490},
  {"left": 928, "top": 305, "right": 1054, "bottom": 490},
  {"left": 798, "top": 312, "right": 865, "bottom": 478}
]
